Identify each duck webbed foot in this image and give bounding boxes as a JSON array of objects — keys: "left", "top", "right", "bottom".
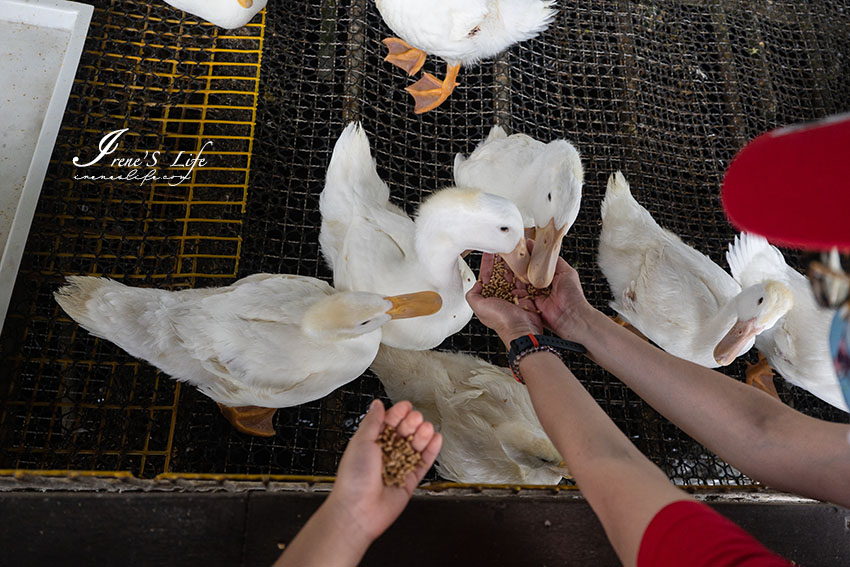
[
  {"left": 745, "top": 354, "right": 781, "bottom": 401},
  {"left": 217, "top": 403, "right": 277, "bottom": 437},
  {"left": 406, "top": 63, "right": 460, "bottom": 114},
  {"left": 382, "top": 37, "right": 427, "bottom": 75}
]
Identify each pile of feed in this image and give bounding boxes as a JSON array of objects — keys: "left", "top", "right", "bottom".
[
  {"left": 480, "top": 255, "right": 551, "bottom": 305},
  {"left": 378, "top": 424, "right": 423, "bottom": 487}
]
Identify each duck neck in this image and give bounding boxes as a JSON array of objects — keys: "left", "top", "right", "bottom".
[
  {"left": 414, "top": 232, "right": 465, "bottom": 291},
  {"left": 706, "top": 295, "right": 742, "bottom": 343}
]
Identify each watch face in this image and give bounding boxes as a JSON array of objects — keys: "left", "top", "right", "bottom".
[{"left": 828, "top": 306, "right": 850, "bottom": 409}]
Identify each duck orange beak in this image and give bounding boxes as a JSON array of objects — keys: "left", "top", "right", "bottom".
[
  {"left": 527, "top": 219, "right": 569, "bottom": 289},
  {"left": 501, "top": 237, "right": 531, "bottom": 284},
  {"left": 384, "top": 291, "right": 442, "bottom": 319},
  {"left": 714, "top": 318, "right": 761, "bottom": 365}
]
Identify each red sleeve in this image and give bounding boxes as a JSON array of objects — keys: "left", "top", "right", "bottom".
[{"left": 638, "top": 500, "right": 794, "bottom": 567}]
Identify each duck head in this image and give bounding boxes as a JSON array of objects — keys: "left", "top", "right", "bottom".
[
  {"left": 713, "top": 281, "right": 794, "bottom": 365},
  {"left": 526, "top": 141, "right": 583, "bottom": 288},
  {"left": 302, "top": 290, "right": 442, "bottom": 340},
  {"left": 416, "top": 187, "right": 530, "bottom": 281}
]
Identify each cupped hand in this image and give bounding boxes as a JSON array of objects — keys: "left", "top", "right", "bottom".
[
  {"left": 327, "top": 400, "right": 442, "bottom": 542},
  {"left": 466, "top": 252, "right": 544, "bottom": 347},
  {"left": 533, "top": 254, "right": 596, "bottom": 342}
]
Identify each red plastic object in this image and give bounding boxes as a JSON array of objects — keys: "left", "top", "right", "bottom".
[{"left": 722, "top": 112, "right": 850, "bottom": 252}]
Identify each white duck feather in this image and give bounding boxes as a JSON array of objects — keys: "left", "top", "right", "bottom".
[
  {"left": 598, "top": 171, "right": 792, "bottom": 368},
  {"left": 371, "top": 345, "right": 566, "bottom": 484},
  {"left": 455, "top": 125, "right": 583, "bottom": 287},
  {"left": 163, "top": 0, "right": 266, "bottom": 30},
  {"left": 727, "top": 233, "right": 848, "bottom": 412},
  {"left": 319, "top": 122, "right": 527, "bottom": 350},
  {"left": 375, "top": 0, "right": 556, "bottom": 66},
  {"left": 54, "top": 274, "right": 439, "bottom": 409}
]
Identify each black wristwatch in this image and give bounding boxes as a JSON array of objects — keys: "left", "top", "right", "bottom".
[{"left": 508, "top": 334, "right": 586, "bottom": 384}]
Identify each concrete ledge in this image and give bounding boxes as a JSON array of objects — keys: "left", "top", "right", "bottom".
[{"left": 0, "top": 490, "right": 847, "bottom": 566}]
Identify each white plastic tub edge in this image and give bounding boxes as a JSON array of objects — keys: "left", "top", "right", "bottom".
[{"left": 0, "top": 0, "right": 93, "bottom": 333}]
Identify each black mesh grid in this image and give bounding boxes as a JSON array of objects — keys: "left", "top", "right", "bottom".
[{"left": 1, "top": 0, "right": 849, "bottom": 485}]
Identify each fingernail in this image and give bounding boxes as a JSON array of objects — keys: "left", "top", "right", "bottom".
[{"left": 369, "top": 399, "right": 381, "bottom": 411}]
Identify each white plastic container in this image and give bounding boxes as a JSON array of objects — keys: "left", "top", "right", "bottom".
[{"left": 0, "top": 0, "right": 92, "bottom": 330}]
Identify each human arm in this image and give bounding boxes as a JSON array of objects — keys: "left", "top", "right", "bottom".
[
  {"left": 515, "top": 351, "right": 687, "bottom": 566},
  {"left": 273, "top": 400, "right": 442, "bottom": 567},
  {"left": 467, "top": 253, "right": 688, "bottom": 567},
  {"left": 536, "top": 256, "right": 850, "bottom": 508}
]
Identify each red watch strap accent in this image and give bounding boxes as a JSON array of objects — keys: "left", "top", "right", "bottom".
[
  {"left": 511, "top": 369, "right": 523, "bottom": 384},
  {"left": 528, "top": 334, "right": 539, "bottom": 347}
]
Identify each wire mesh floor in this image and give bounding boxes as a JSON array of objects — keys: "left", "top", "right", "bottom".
[{"left": 1, "top": 0, "right": 848, "bottom": 484}]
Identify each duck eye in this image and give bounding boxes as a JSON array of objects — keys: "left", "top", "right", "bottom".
[
  {"left": 361, "top": 320, "right": 371, "bottom": 326},
  {"left": 500, "top": 226, "right": 509, "bottom": 232},
  {"left": 547, "top": 193, "right": 552, "bottom": 202},
  {"left": 757, "top": 297, "right": 764, "bottom": 305}
]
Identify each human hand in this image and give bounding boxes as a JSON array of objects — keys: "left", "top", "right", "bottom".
[
  {"left": 466, "top": 252, "right": 544, "bottom": 348},
  {"left": 326, "top": 400, "right": 442, "bottom": 543},
  {"left": 533, "top": 254, "right": 597, "bottom": 342}
]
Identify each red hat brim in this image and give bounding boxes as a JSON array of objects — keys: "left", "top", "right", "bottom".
[{"left": 722, "top": 113, "right": 850, "bottom": 252}]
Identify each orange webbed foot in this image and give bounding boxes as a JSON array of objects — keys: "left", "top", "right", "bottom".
[
  {"left": 217, "top": 403, "right": 277, "bottom": 437},
  {"left": 382, "top": 37, "right": 427, "bottom": 76},
  {"left": 745, "top": 354, "right": 781, "bottom": 401},
  {"left": 405, "top": 63, "right": 460, "bottom": 114}
]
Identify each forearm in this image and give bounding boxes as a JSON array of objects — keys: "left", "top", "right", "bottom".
[
  {"left": 273, "top": 495, "right": 374, "bottom": 567},
  {"left": 564, "top": 309, "right": 850, "bottom": 506},
  {"left": 520, "top": 352, "right": 686, "bottom": 567}
]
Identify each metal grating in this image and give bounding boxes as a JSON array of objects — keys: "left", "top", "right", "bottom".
[{"left": 2, "top": 0, "right": 849, "bottom": 485}]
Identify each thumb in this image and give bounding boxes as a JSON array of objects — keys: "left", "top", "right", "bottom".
[
  {"left": 352, "top": 399, "right": 385, "bottom": 443},
  {"left": 465, "top": 280, "right": 484, "bottom": 306}
]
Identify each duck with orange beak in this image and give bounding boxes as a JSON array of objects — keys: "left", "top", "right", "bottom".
[
  {"left": 320, "top": 123, "right": 528, "bottom": 350},
  {"left": 54, "top": 274, "right": 442, "bottom": 437},
  {"left": 455, "top": 125, "right": 583, "bottom": 289}
]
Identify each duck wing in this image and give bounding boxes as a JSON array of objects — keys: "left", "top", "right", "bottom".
[
  {"left": 726, "top": 232, "right": 790, "bottom": 287},
  {"left": 454, "top": 129, "right": 541, "bottom": 216},
  {"left": 171, "top": 276, "right": 338, "bottom": 399}
]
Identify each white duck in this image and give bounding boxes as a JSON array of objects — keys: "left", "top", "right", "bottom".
[
  {"left": 454, "top": 125, "right": 583, "bottom": 288},
  {"left": 726, "top": 233, "right": 849, "bottom": 412},
  {"left": 370, "top": 345, "right": 567, "bottom": 484},
  {"left": 54, "top": 274, "right": 441, "bottom": 436},
  {"left": 163, "top": 0, "right": 266, "bottom": 29},
  {"left": 375, "top": 0, "right": 556, "bottom": 113},
  {"left": 598, "top": 171, "right": 793, "bottom": 368},
  {"left": 320, "top": 122, "right": 528, "bottom": 350}
]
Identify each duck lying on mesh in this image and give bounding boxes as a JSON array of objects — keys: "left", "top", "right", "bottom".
[{"left": 371, "top": 345, "right": 568, "bottom": 485}]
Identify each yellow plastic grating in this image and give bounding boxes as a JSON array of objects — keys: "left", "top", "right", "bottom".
[{"left": 0, "top": 2, "right": 265, "bottom": 477}]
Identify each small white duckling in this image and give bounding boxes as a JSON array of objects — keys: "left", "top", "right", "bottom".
[
  {"left": 454, "top": 125, "right": 583, "bottom": 288},
  {"left": 599, "top": 171, "right": 793, "bottom": 368},
  {"left": 54, "top": 274, "right": 440, "bottom": 436},
  {"left": 370, "top": 345, "right": 567, "bottom": 484},
  {"left": 726, "top": 233, "right": 849, "bottom": 412},
  {"left": 375, "top": 0, "right": 556, "bottom": 113},
  {"left": 163, "top": 0, "right": 266, "bottom": 29},
  {"left": 320, "top": 122, "right": 528, "bottom": 350}
]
